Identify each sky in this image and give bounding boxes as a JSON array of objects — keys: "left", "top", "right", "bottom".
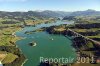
[{"left": 0, "top": 0, "right": 100, "bottom": 12}]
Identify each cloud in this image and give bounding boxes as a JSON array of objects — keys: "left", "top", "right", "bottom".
[{"left": 0, "top": 0, "right": 28, "bottom": 2}]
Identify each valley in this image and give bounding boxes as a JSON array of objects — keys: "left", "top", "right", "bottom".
[{"left": 0, "top": 10, "right": 100, "bottom": 66}]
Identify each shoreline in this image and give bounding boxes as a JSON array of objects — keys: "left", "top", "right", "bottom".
[
  {"left": 14, "top": 27, "right": 27, "bottom": 66},
  {"left": 21, "top": 59, "right": 28, "bottom": 66}
]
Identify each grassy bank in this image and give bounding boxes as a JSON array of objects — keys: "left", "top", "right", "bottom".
[{"left": 0, "top": 21, "right": 26, "bottom": 66}]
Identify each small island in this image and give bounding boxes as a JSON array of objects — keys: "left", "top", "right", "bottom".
[{"left": 29, "top": 41, "right": 37, "bottom": 47}]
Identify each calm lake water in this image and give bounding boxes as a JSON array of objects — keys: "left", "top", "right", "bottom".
[{"left": 16, "top": 21, "right": 77, "bottom": 66}]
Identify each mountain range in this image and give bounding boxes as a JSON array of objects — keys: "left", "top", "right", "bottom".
[
  {"left": 0, "top": 9, "right": 100, "bottom": 18},
  {"left": 69, "top": 9, "right": 100, "bottom": 16}
]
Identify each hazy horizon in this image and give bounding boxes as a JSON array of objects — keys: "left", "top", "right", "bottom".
[
  {"left": 0, "top": 0, "right": 100, "bottom": 12},
  {"left": 0, "top": 9, "right": 100, "bottom": 12}
]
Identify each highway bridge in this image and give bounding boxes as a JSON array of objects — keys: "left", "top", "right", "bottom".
[{"left": 67, "top": 29, "right": 100, "bottom": 47}]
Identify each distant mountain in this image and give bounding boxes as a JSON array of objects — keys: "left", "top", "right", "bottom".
[
  {"left": 63, "top": 9, "right": 100, "bottom": 20},
  {"left": 0, "top": 9, "right": 100, "bottom": 19},
  {"left": 0, "top": 10, "right": 70, "bottom": 18},
  {"left": 68, "top": 9, "right": 100, "bottom": 16},
  {"left": 26, "top": 10, "right": 72, "bottom": 18},
  {"left": 54, "top": 11, "right": 72, "bottom": 17}
]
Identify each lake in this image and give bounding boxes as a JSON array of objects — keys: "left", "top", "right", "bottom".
[{"left": 16, "top": 21, "right": 77, "bottom": 66}]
